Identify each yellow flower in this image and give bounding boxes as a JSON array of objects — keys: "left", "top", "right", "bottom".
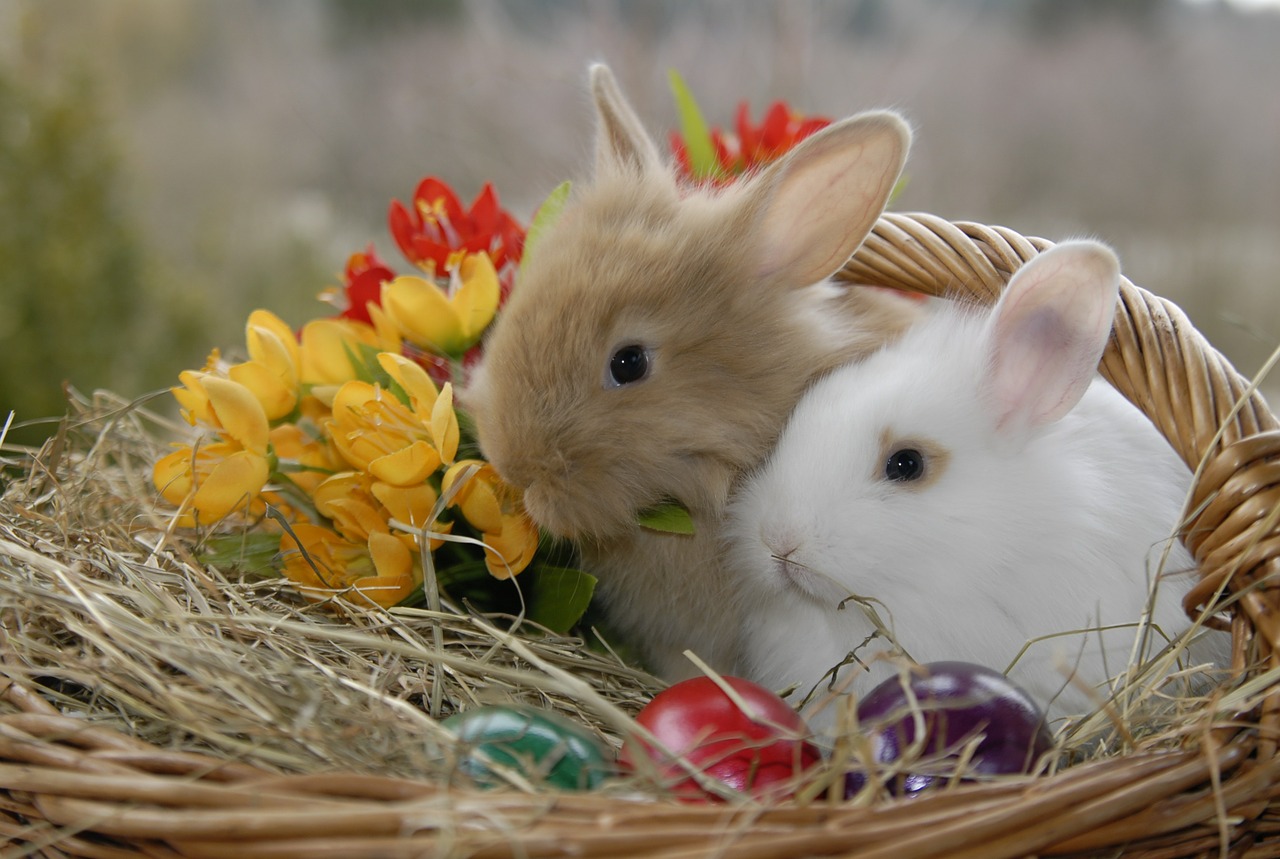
[
  {"left": 227, "top": 310, "right": 301, "bottom": 421},
  {"left": 169, "top": 373, "right": 270, "bottom": 454},
  {"left": 442, "top": 460, "right": 539, "bottom": 580},
  {"left": 152, "top": 442, "right": 264, "bottom": 526},
  {"left": 298, "top": 389, "right": 336, "bottom": 428},
  {"left": 381, "top": 251, "right": 498, "bottom": 357},
  {"left": 268, "top": 422, "right": 338, "bottom": 497},
  {"left": 297, "top": 317, "right": 384, "bottom": 392},
  {"left": 171, "top": 372, "right": 215, "bottom": 427},
  {"left": 377, "top": 352, "right": 459, "bottom": 464},
  {"left": 327, "top": 381, "right": 442, "bottom": 486},
  {"left": 312, "top": 471, "right": 390, "bottom": 543},
  {"left": 370, "top": 479, "right": 451, "bottom": 549},
  {"left": 153, "top": 440, "right": 270, "bottom": 528},
  {"left": 325, "top": 359, "right": 461, "bottom": 488},
  {"left": 311, "top": 470, "right": 450, "bottom": 552},
  {"left": 280, "top": 524, "right": 418, "bottom": 609},
  {"left": 367, "top": 302, "right": 404, "bottom": 352},
  {"left": 153, "top": 375, "right": 272, "bottom": 527}
]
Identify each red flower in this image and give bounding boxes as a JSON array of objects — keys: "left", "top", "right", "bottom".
[
  {"left": 322, "top": 178, "right": 529, "bottom": 384},
  {"left": 388, "top": 178, "right": 526, "bottom": 299},
  {"left": 334, "top": 244, "right": 396, "bottom": 326},
  {"left": 672, "top": 101, "right": 832, "bottom": 184}
]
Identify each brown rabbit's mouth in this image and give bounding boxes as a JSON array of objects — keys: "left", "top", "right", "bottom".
[
  {"left": 519, "top": 482, "right": 575, "bottom": 539},
  {"left": 490, "top": 445, "right": 713, "bottom": 542},
  {"left": 519, "top": 480, "right": 642, "bottom": 542}
]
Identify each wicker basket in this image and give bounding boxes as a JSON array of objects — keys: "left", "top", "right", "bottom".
[{"left": 3, "top": 212, "right": 1279, "bottom": 858}]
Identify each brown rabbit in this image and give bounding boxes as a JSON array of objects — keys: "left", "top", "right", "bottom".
[{"left": 466, "top": 65, "right": 921, "bottom": 678}]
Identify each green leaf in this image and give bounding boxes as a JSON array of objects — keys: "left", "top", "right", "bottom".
[
  {"left": 340, "top": 340, "right": 415, "bottom": 405},
  {"left": 521, "top": 181, "right": 571, "bottom": 269},
  {"left": 667, "top": 69, "right": 722, "bottom": 181},
  {"left": 527, "top": 566, "right": 598, "bottom": 634},
  {"left": 198, "top": 532, "right": 281, "bottom": 577},
  {"left": 889, "top": 175, "right": 909, "bottom": 205},
  {"left": 636, "top": 501, "right": 695, "bottom": 535},
  {"left": 340, "top": 340, "right": 378, "bottom": 385}
]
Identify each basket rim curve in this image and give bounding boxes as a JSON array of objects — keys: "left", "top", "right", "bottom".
[{"left": 842, "top": 213, "right": 1280, "bottom": 655}]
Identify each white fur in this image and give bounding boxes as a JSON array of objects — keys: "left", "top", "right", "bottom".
[{"left": 726, "top": 243, "right": 1224, "bottom": 727}]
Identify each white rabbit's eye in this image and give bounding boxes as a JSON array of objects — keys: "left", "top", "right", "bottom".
[
  {"left": 884, "top": 448, "right": 925, "bottom": 482},
  {"left": 607, "top": 344, "right": 650, "bottom": 387}
]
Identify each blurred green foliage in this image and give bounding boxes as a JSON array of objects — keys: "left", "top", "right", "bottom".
[
  {"left": 0, "top": 19, "right": 331, "bottom": 451},
  {"left": 0, "top": 68, "right": 157, "bottom": 448},
  {"left": 327, "top": 0, "right": 462, "bottom": 41}
]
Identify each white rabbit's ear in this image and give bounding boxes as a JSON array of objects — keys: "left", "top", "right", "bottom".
[
  {"left": 749, "top": 111, "right": 910, "bottom": 287},
  {"left": 590, "top": 64, "right": 662, "bottom": 176},
  {"left": 984, "top": 241, "right": 1122, "bottom": 436}
]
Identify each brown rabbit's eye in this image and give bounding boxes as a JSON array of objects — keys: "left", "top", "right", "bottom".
[
  {"left": 608, "top": 344, "right": 650, "bottom": 387},
  {"left": 885, "top": 448, "right": 924, "bottom": 482}
]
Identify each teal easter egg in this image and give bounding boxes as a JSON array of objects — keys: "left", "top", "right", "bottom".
[{"left": 443, "top": 704, "right": 614, "bottom": 791}]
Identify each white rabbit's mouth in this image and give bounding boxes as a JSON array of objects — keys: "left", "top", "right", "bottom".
[
  {"left": 773, "top": 555, "right": 810, "bottom": 591},
  {"left": 769, "top": 550, "right": 845, "bottom": 604}
]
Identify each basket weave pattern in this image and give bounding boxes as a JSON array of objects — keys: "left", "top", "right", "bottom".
[{"left": 3, "top": 213, "right": 1280, "bottom": 858}]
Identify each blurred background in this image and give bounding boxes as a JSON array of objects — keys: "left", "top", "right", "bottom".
[{"left": 1, "top": 0, "right": 1277, "bottom": 447}]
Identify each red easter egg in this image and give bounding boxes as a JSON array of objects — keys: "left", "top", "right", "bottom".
[{"left": 621, "top": 675, "right": 821, "bottom": 802}]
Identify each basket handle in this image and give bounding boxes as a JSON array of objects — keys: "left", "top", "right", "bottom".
[{"left": 841, "top": 212, "right": 1280, "bottom": 676}]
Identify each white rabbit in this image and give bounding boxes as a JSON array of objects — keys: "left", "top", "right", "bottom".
[{"left": 726, "top": 241, "right": 1223, "bottom": 724}]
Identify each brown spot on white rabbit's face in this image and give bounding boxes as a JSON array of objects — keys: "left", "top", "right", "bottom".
[
  {"left": 472, "top": 172, "right": 918, "bottom": 541},
  {"left": 875, "top": 427, "right": 951, "bottom": 490}
]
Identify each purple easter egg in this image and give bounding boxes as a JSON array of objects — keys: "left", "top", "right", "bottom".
[{"left": 846, "top": 661, "right": 1054, "bottom": 796}]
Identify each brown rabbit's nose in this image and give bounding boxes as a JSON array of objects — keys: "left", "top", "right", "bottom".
[
  {"left": 487, "top": 456, "right": 541, "bottom": 491},
  {"left": 487, "top": 456, "right": 566, "bottom": 500},
  {"left": 484, "top": 457, "right": 522, "bottom": 488}
]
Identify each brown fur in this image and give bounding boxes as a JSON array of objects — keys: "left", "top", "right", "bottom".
[{"left": 466, "top": 65, "right": 921, "bottom": 677}]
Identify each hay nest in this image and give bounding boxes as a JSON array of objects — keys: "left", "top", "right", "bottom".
[{"left": 2, "top": 213, "right": 1280, "bottom": 858}]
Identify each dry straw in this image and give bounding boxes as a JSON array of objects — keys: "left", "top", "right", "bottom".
[{"left": 2, "top": 213, "right": 1279, "bottom": 857}]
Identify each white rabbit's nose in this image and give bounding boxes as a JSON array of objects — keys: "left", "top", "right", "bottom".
[
  {"left": 760, "top": 516, "right": 797, "bottom": 549},
  {"left": 761, "top": 521, "right": 800, "bottom": 559},
  {"left": 761, "top": 525, "right": 846, "bottom": 604},
  {"left": 771, "top": 552, "right": 802, "bottom": 583},
  {"left": 768, "top": 541, "right": 798, "bottom": 565},
  {"left": 762, "top": 528, "right": 805, "bottom": 584}
]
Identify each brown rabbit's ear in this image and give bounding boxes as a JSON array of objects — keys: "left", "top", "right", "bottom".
[
  {"left": 590, "top": 63, "right": 662, "bottom": 176},
  {"left": 748, "top": 111, "right": 910, "bottom": 287}
]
